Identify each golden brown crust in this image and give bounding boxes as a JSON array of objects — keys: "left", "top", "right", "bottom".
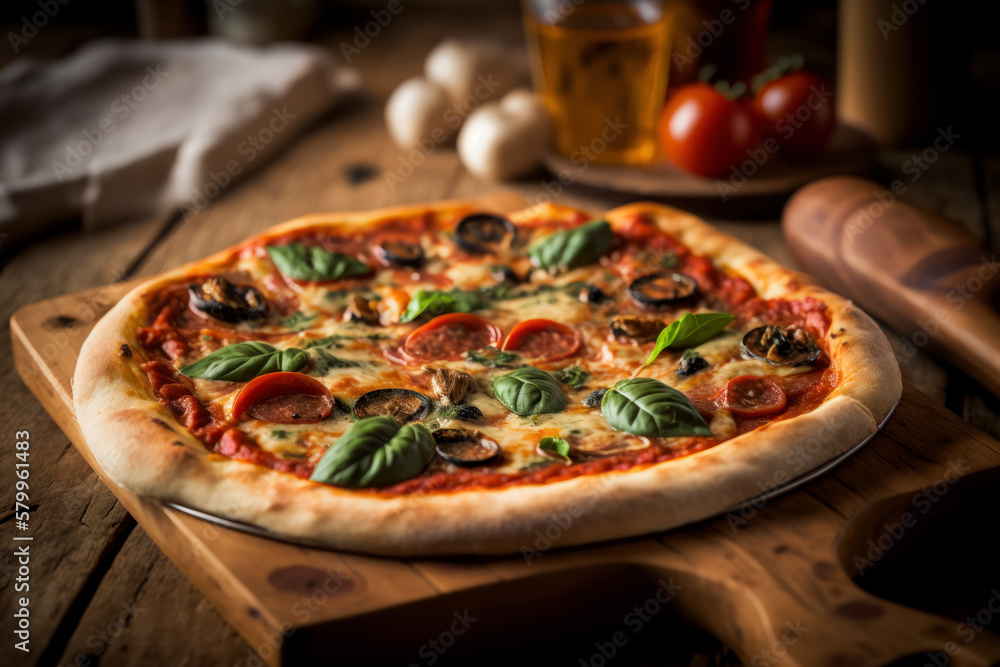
[{"left": 74, "top": 199, "right": 901, "bottom": 556}]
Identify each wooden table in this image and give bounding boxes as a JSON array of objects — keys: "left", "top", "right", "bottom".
[{"left": 3, "top": 9, "right": 999, "bottom": 667}]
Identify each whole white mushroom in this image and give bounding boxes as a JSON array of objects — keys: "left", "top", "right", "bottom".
[
  {"left": 457, "top": 89, "right": 552, "bottom": 182},
  {"left": 384, "top": 77, "right": 455, "bottom": 150},
  {"left": 425, "top": 38, "right": 528, "bottom": 106}
]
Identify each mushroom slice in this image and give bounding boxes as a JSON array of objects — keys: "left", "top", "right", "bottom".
[
  {"left": 433, "top": 428, "right": 501, "bottom": 467},
  {"left": 628, "top": 272, "right": 698, "bottom": 308},
  {"left": 427, "top": 367, "right": 478, "bottom": 406},
  {"left": 189, "top": 277, "right": 268, "bottom": 324},
  {"left": 454, "top": 213, "right": 517, "bottom": 255},
  {"left": 345, "top": 294, "right": 380, "bottom": 325},
  {"left": 353, "top": 389, "right": 432, "bottom": 423},
  {"left": 609, "top": 315, "right": 664, "bottom": 343},
  {"left": 740, "top": 325, "right": 820, "bottom": 367}
]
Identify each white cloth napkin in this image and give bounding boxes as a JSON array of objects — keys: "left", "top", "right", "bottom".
[{"left": 0, "top": 38, "right": 360, "bottom": 242}]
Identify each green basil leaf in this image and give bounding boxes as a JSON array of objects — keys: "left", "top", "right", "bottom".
[
  {"left": 302, "top": 333, "right": 387, "bottom": 350},
  {"left": 179, "top": 342, "right": 307, "bottom": 381},
  {"left": 466, "top": 346, "right": 520, "bottom": 368},
  {"left": 553, "top": 363, "right": 589, "bottom": 388},
  {"left": 309, "top": 416, "right": 435, "bottom": 488},
  {"left": 399, "top": 288, "right": 490, "bottom": 323},
  {"left": 601, "top": 377, "right": 711, "bottom": 437},
  {"left": 281, "top": 311, "right": 318, "bottom": 331},
  {"left": 266, "top": 243, "right": 369, "bottom": 282},
  {"left": 492, "top": 366, "right": 567, "bottom": 416},
  {"left": 310, "top": 349, "right": 359, "bottom": 375},
  {"left": 539, "top": 436, "right": 571, "bottom": 462},
  {"left": 529, "top": 219, "right": 614, "bottom": 269},
  {"left": 645, "top": 312, "right": 735, "bottom": 366}
]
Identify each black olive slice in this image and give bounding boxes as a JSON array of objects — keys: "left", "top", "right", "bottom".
[
  {"left": 353, "top": 388, "right": 432, "bottom": 423},
  {"left": 579, "top": 285, "right": 607, "bottom": 304},
  {"left": 454, "top": 214, "right": 517, "bottom": 255},
  {"left": 740, "top": 325, "right": 821, "bottom": 367},
  {"left": 189, "top": 277, "right": 268, "bottom": 324},
  {"left": 628, "top": 272, "right": 698, "bottom": 307},
  {"left": 454, "top": 404, "right": 486, "bottom": 422},
  {"left": 609, "top": 315, "right": 664, "bottom": 343},
  {"left": 492, "top": 266, "right": 520, "bottom": 283},
  {"left": 676, "top": 354, "right": 708, "bottom": 377},
  {"left": 433, "top": 428, "right": 501, "bottom": 467},
  {"left": 376, "top": 240, "right": 425, "bottom": 267},
  {"left": 583, "top": 388, "right": 607, "bottom": 407}
]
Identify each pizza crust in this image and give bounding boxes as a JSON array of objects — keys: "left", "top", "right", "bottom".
[{"left": 74, "top": 200, "right": 901, "bottom": 556}]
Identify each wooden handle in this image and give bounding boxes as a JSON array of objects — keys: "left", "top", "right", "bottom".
[
  {"left": 783, "top": 176, "right": 1000, "bottom": 396},
  {"left": 651, "top": 527, "right": 1000, "bottom": 667}
]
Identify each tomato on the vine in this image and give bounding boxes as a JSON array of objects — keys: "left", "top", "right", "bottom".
[
  {"left": 751, "top": 70, "right": 835, "bottom": 162},
  {"left": 658, "top": 83, "right": 758, "bottom": 178}
]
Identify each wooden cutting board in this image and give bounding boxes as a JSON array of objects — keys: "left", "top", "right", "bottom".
[{"left": 12, "top": 282, "right": 1000, "bottom": 667}]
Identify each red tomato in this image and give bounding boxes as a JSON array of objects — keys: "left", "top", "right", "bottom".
[
  {"left": 752, "top": 71, "right": 835, "bottom": 162},
  {"left": 714, "top": 375, "right": 787, "bottom": 417},
  {"left": 501, "top": 319, "right": 582, "bottom": 362},
  {"left": 231, "top": 372, "right": 334, "bottom": 423},
  {"left": 658, "top": 83, "right": 759, "bottom": 178},
  {"left": 404, "top": 313, "right": 502, "bottom": 361}
]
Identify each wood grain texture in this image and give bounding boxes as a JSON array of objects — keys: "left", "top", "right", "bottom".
[
  {"left": 0, "top": 214, "right": 172, "bottom": 666},
  {"left": 3, "top": 9, "right": 999, "bottom": 667},
  {"left": 12, "top": 261, "right": 1000, "bottom": 667}
]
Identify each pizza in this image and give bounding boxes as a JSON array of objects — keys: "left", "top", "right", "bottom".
[{"left": 73, "top": 200, "right": 901, "bottom": 555}]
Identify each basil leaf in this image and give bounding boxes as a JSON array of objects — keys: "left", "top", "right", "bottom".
[
  {"left": 466, "top": 346, "right": 519, "bottom": 368},
  {"left": 492, "top": 366, "right": 568, "bottom": 416},
  {"left": 645, "top": 312, "right": 735, "bottom": 366},
  {"left": 529, "top": 219, "right": 613, "bottom": 269},
  {"left": 553, "top": 363, "right": 589, "bottom": 388},
  {"left": 302, "top": 333, "right": 387, "bottom": 349},
  {"left": 601, "top": 377, "right": 710, "bottom": 437},
  {"left": 281, "top": 311, "right": 318, "bottom": 330},
  {"left": 266, "top": 243, "right": 369, "bottom": 282},
  {"left": 180, "top": 342, "right": 307, "bottom": 381},
  {"left": 539, "top": 436, "right": 571, "bottom": 462},
  {"left": 399, "top": 288, "right": 490, "bottom": 323},
  {"left": 310, "top": 349, "right": 359, "bottom": 375},
  {"left": 309, "top": 416, "right": 435, "bottom": 488}
]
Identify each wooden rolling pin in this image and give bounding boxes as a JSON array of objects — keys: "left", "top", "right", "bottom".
[{"left": 783, "top": 176, "right": 1000, "bottom": 396}]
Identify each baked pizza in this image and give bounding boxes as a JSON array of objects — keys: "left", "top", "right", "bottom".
[{"left": 74, "top": 200, "right": 900, "bottom": 555}]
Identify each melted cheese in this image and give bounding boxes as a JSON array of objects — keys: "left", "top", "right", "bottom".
[{"left": 171, "top": 222, "right": 824, "bottom": 478}]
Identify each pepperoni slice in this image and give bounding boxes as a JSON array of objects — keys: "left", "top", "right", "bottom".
[
  {"left": 714, "top": 375, "right": 787, "bottom": 418},
  {"left": 404, "top": 313, "right": 502, "bottom": 361},
  {"left": 231, "top": 372, "right": 334, "bottom": 423},
  {"left": 501, "top": 319, "right": 582, "bottom": 362}
]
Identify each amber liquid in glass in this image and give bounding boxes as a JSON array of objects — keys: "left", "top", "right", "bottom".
[{"left": 525, "top": 3, "right": 669, "bottom": 165}]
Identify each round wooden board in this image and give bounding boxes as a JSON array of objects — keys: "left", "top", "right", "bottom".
[{"left": 542, "top": 122, "right": 876, "bottom": 201}]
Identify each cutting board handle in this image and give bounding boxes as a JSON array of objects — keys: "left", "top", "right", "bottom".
[
  {"left": 783, "top": 176, "right": 1000, "bottom": 397},
  {"left": 627, "top": 473, "right": 1000, "bottom": 667},
  {"left": 682, "top": 571, "right": 1000, "bottom": 667}
]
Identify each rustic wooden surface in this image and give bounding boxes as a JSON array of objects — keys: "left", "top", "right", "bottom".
[
  {"left": 2, "top": 7, "right": 999, "bottom": 667},
  {"left": 12, "top": 262, "right": 1000, "bottom": 667}
]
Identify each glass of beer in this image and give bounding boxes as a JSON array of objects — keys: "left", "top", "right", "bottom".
[{"left": 523, "top": 0, "right": 672, "bottom": 165}]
